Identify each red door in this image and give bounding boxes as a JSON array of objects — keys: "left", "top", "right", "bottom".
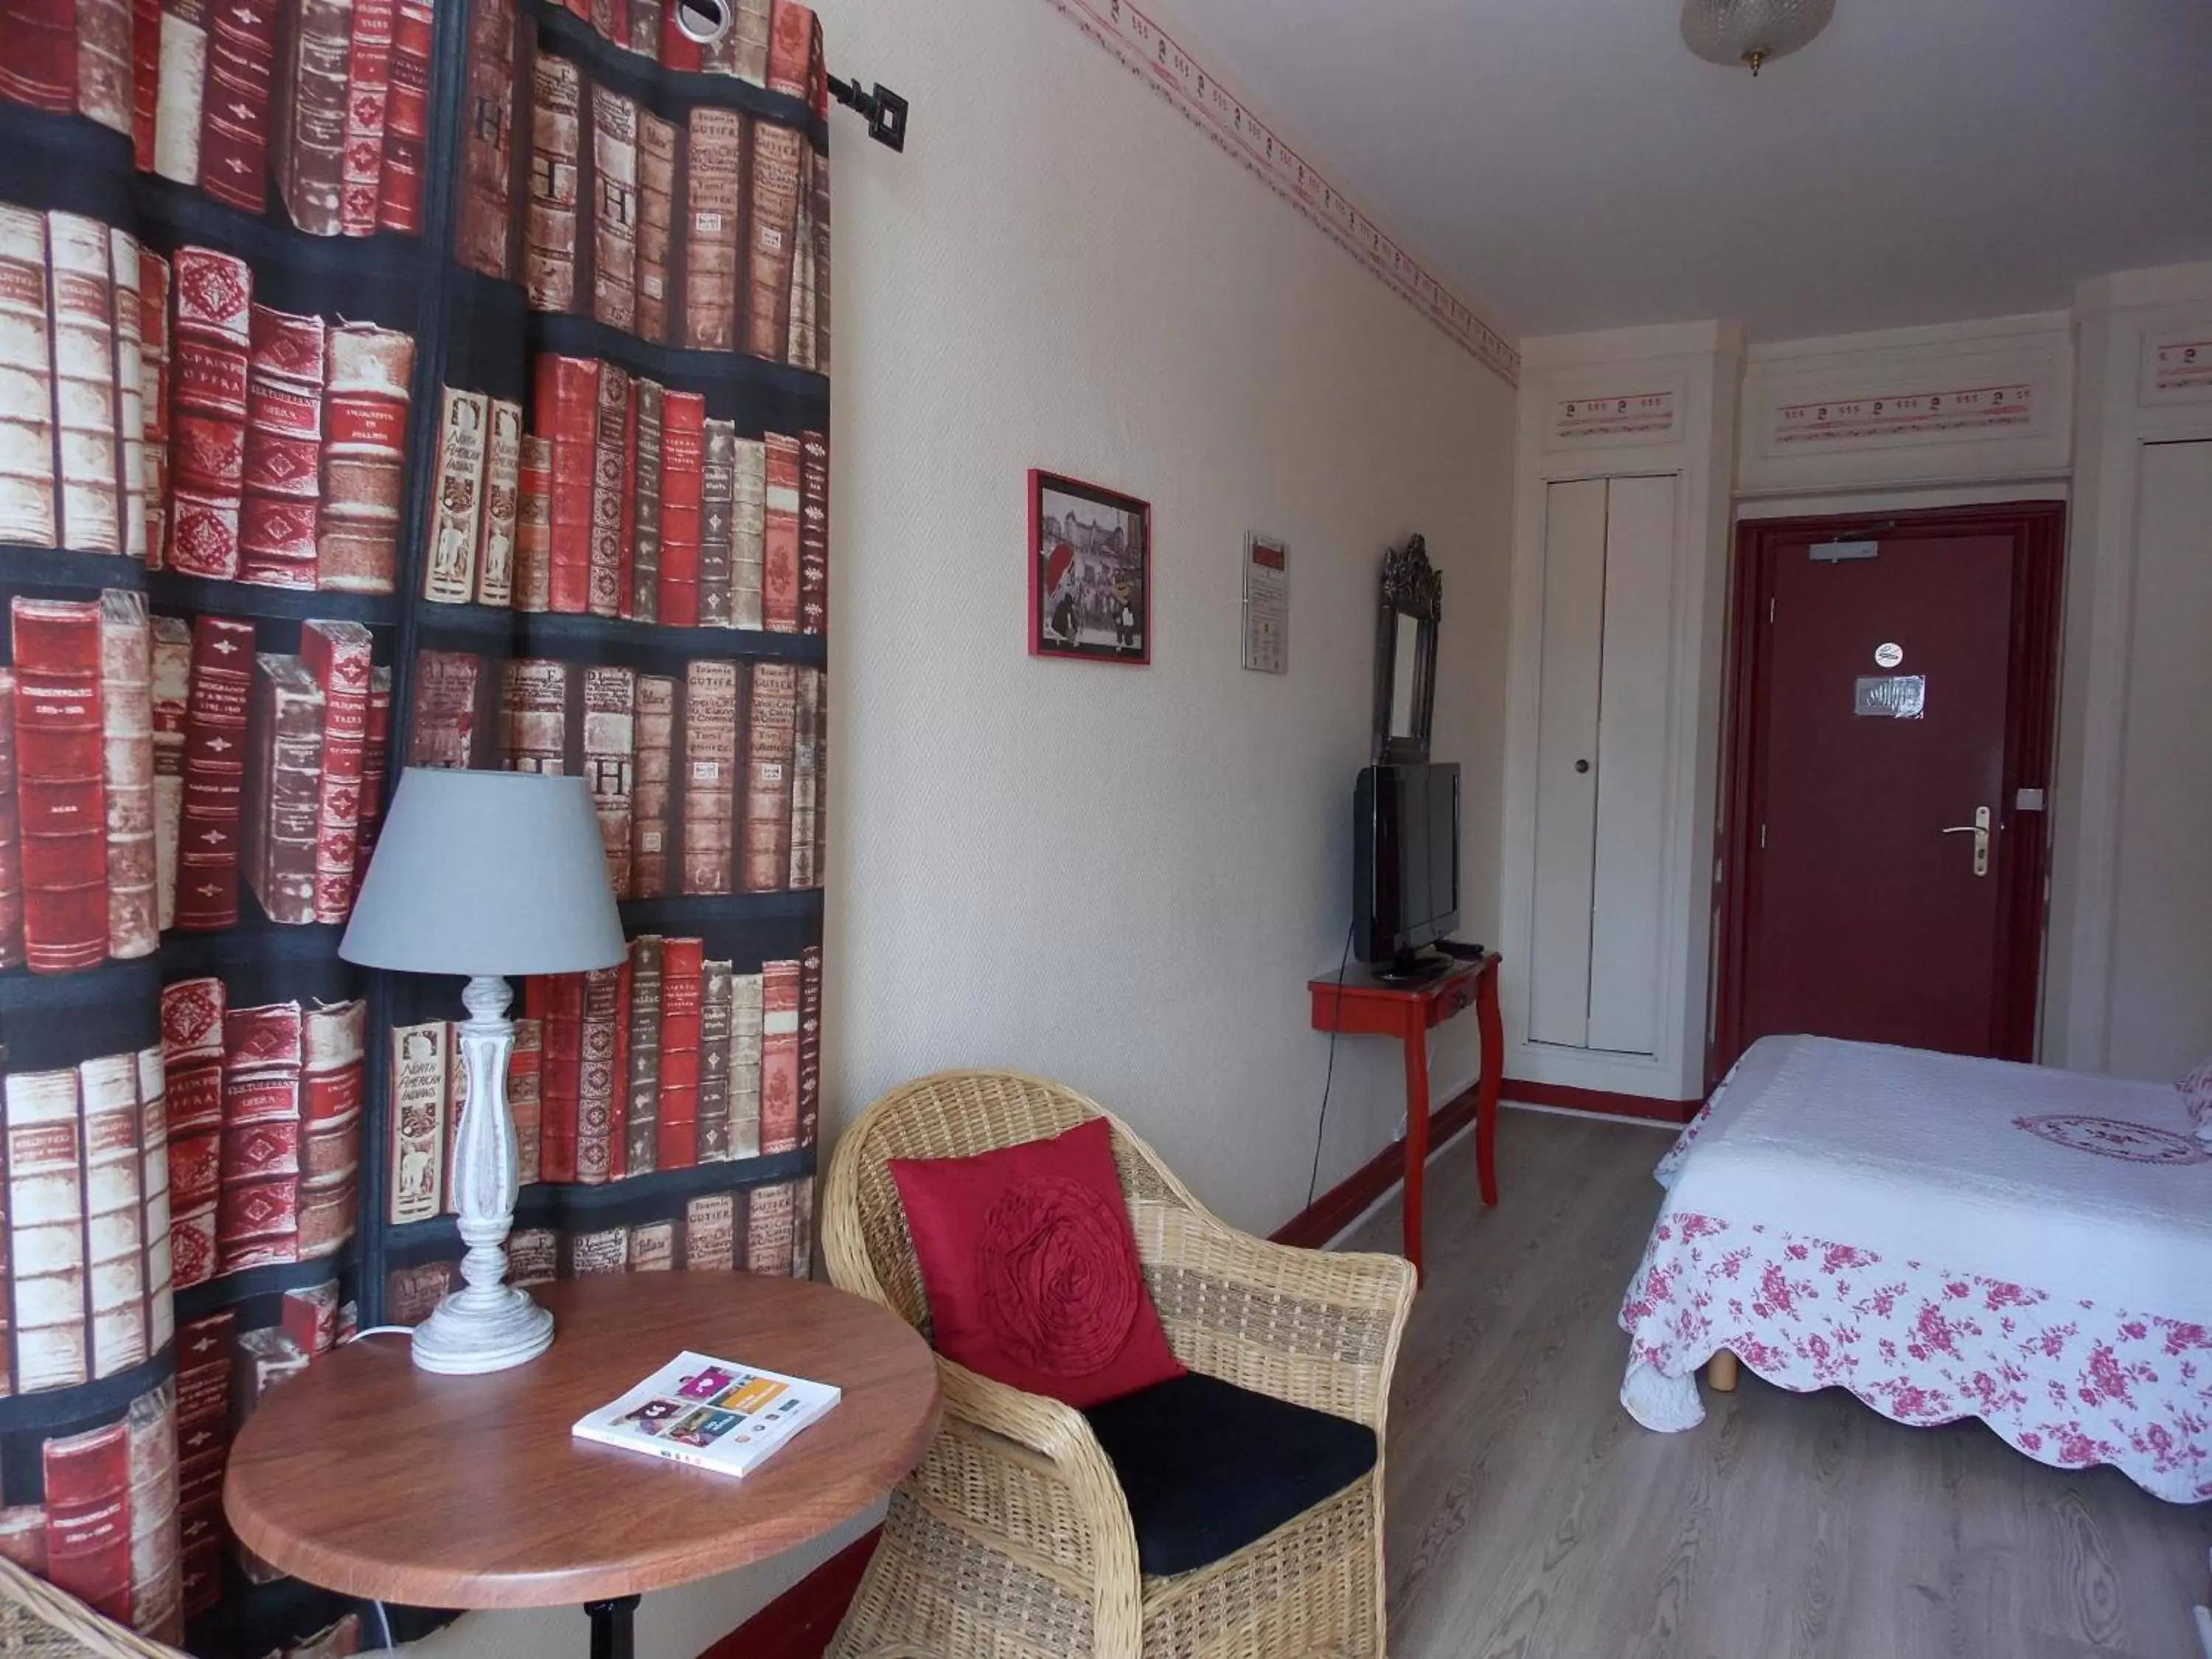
[{"left": 1719, "top": 507, "right": 2063, "bottom": 1071}]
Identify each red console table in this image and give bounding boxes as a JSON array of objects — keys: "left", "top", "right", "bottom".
[{"left": 1308, "top": 953, "right": 1501, "bottom": 1281}]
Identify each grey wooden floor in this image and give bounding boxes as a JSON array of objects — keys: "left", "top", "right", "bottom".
[{"left": 1354, "top": 1107, "right": 2212, "bottom": 1659}]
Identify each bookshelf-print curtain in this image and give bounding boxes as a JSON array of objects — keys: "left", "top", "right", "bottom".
[{"left": 0, "top": 0, "right": 831, "bottom": 1645}]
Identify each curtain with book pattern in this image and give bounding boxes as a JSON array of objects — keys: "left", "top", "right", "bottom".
[{"left": 0, "top": 0, "right": 832, "bottom": 1646}]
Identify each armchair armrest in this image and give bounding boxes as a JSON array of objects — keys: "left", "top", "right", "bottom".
[
  {"left": 921, "top": 1358, "right": 1144, "bottom": 1655},
  {"left": 1134, "top": 1207, "right": 1416, "bottom": 1429}
]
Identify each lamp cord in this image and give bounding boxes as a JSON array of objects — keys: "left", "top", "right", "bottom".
[{"left": 1307, "top": 922, "right": 1355, "bottom": 1213}]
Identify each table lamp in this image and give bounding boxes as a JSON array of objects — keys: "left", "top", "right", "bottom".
[{"left": 340, "top": 768, "right": 626, "bottom": 1374}]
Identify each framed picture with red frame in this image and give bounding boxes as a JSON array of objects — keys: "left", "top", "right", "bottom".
[{"left": 1028, "top": 469, "right": 1151, "bottom": 665}]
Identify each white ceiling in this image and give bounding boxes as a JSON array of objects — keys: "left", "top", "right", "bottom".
[{"left": 1160, "top": 0, "right": 2212, "bottom": 342}]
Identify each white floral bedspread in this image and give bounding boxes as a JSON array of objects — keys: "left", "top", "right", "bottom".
[{"left": 1617, "top": 1036, "right": 2212, "bottom": 1502}]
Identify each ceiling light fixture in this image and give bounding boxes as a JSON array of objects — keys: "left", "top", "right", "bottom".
[{"left": 1680, "top": 0, "right": 1835, "bottom": 74}]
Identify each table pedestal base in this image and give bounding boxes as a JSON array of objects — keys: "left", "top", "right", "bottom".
[{"left": 586, "top": 1594, "right": 641, "bottom": 1659}]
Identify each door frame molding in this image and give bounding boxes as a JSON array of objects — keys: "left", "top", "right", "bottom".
[{"left": 1711, "top": 501, "right": 2067, "bottom": 1085}]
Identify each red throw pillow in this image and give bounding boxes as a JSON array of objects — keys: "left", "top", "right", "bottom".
[{"left": 889, "top": 1116, "right": 1186, "bottom": 1409}]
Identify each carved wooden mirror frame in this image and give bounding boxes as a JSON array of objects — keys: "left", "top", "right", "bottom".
[{"left": 1372, "top": 534, "right": 1441, "bottom": 764}]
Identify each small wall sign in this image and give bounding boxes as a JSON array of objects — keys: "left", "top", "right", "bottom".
[
  {"left": 1242, "top": 534, "right": 1288, "bottom": 673},
  {"left": 1854, "top": 675, "right": 1926, "bottom": 719},
  {"left": 1874, "top": 641, "right": 1904, "bottom": 668}
]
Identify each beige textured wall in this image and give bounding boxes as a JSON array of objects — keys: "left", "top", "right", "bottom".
[{"left": 407, "top": 0, "right": 1514, "bottom": 1649}]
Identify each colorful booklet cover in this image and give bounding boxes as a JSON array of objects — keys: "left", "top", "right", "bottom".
[{"left": 571, "top": 1349, "right": 841, "bottom": 1476}]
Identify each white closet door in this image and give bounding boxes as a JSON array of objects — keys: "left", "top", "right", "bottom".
[
  {"left": 1587, "top": 475, "right": 1676, "bottom": 1055},
  {"left": 1528, "top": 479, "right": 1607, "bottom": 1047},
  {"left": 2109, "top": 439, "right": 2212, "bottom": 1077}
]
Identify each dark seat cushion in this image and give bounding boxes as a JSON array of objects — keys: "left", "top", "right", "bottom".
[{"left": 1082, "top": 1370, "right": 1377, "bottom": 1577}]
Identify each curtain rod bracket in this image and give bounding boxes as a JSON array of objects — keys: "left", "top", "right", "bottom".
[{"left": 827, "top": 74, "right": 908, "bottom": 152}]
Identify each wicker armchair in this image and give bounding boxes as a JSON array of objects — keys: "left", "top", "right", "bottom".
[
  {"left": 0, "top": 1554, "right": 188, "bottom": 1657},
  {"left": 821, "top": 1069, "right": 1416, "bottom": 1659}
]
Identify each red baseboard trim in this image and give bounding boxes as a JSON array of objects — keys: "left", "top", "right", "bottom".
[
  {"left": 1268, "top": 1084, "right": 1480, "bottom": 1250},
  {"left": 1503, "top": 1077, "right": 1702, "bottom": 1125},
  {"left": 697, "top": 1526, "right": 882, "bottom": 1659}
]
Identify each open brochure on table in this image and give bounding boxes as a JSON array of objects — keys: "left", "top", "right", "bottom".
[{"left": 572, "top": 1350, "right": 841, "bottom": 1478}]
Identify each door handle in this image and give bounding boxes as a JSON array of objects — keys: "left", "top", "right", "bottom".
[{"left": 1938, "top": 805, "right": 1991, "bottom": 877}]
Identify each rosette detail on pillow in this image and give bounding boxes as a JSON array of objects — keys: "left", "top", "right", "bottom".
[
  {"left": 981, "top": 1175, "right": 1142, "bottom": 1375},
  {"left": 890, "top": 1116, "right": 1184, "bottom": 1408}
]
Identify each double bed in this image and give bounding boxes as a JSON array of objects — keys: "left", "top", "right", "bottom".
[{"left": 1618, "top": 1034, "right": 2212, "bottom": 1501}]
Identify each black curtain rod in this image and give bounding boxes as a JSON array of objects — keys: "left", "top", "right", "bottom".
[{"left": 827, "top": 73, "right": 908, "bottom": 151}]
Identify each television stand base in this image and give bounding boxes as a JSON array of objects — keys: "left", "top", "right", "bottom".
[{"left": 1371, "top": 951, "right": 1453, "bottom": 986}]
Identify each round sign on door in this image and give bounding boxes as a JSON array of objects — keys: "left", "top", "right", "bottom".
[{"left": 1874, "top": 641, "right": 1905, "bottom": 668}]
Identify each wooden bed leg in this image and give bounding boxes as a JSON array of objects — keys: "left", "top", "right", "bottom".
[{"left": 1708, "top": 1350, "right": 1739, "bottom": 1393}]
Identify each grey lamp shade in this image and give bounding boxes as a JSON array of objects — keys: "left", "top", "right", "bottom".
[{"left": 338, "top": 768, "right": 628, "bottom": 977}]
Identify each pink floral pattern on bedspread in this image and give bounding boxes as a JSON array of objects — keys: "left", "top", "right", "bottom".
[{"left": 1618, "top": 1208, "right": 2212, "bottom": 1501}]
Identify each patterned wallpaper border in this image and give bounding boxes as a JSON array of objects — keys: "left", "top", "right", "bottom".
[{"left": 1044, "top": 0, "right": 1522, "bottom": 388}]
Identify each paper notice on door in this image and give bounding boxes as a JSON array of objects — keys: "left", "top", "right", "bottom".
[{"left": 1854, "top": 675, "right": 1926, "bottom": 719}]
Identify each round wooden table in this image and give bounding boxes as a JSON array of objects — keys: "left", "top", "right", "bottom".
[{"left": 223, "top": 1273, "right": 940, "bottom": 1658}]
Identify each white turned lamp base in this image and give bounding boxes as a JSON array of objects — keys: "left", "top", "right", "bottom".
[
  {"left": 411, "top": 1285, "right": 554, "bottom": 1375},
  {"left": 410, "top": 973, "right": 554, "bottom": 1376}
]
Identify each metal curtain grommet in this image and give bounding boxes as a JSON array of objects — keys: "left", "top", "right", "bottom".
[{"left": 674, "top": 0, "right": 731, "bottom": 46}]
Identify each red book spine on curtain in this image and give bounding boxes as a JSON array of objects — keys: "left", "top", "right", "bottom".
[
  {"left": 797, "top": 940, "right": 821, "bottom": 1150},
  {"left": 218, "top": 1000, "right": 304, "bottom": 1272},
  {"left": 166, "top": 246, "right": 254, "bottom": 580},
  {"left": 765, "top": 0, "right": 811, "bottom": 98},
  {"left": 237, "top": 303, "right": 327, "bottom": 590},
  {"left": 161, "top": 976, "right": 227, "bottom": 1293},
  {"left": 614, "top": 383, "right": 639, "bottom": 619},
  {"left": 198, "top": 0, "right": 279, "bottom": 213},
  {"left": 656, "top": 390, "right": 703, "bottom": 626},
  {"left": 658, "top": 0, "right": 699, "bottom": 71},
  {"left": 586, "top": 363, "right": 630, "bottom": 618},
  {"left": 10, "top": 597, "right": 110, "bottom": 974},
  {"left": 761, "top": 431, "right": 801, "bottom": 633},
  {"left": 175, "top": 615, "right": 256, "bottom": 932},
  {"left": 535, "top": 354, "right": 599, "bottom": 615},
  {"left": 41, "top": 1419, "right": 132, "bottom": 1626},
  {"left": 131, "top": 0, "right": 164, "bottom": 166},
  {"left": 606, "top": 955, "right": 630, "bottom": 1181},
  {"left": 574, "top": 963, "right": 622, "bottom": 1183},
  {"left": 508, "top": 1017, "right": 543, "bottom": 1186},
  {"left": 655, "top": 937, "right": 703, "bottom": 1171},
  {"left": 299, "top": 619, "right": 372, "bottom": 922},
  {"left": 531, "top": 975, "right": 583, "bottom": 1183},
  {"left": 621, "top": 934, "right": 660, "bottom": 1177},
  {"left": 456, "top": 0, "right": 517, "bottom": 276},
  {"left": 697, "top": 419, "right": 734, "bottom": 627},
  {"left": 173, "top": 1311, "right": 233, "bottom": 1618},
  {"left": 0, "top": 0, "right": 77, "bottom": 111},
  {"left": 514, "top": 434, "right": 552, "bottom": 612},
  {"left": 338, "top": 0, "right": 393, "bottom": 236},
  {"left": 799, "top": 428, "right": 827, "bottom": 636},
  {"left": 378, "top": 0, "right": 432, "bottom": 232},
  {"left": 351, "top": 662, "right": 390, "bottom": 895},
  {"left": 0, "top": 670, "right": 24, "bottom": 967},
  {"left": 758, "top": 958, "right": 800, "bottom": 1154}
]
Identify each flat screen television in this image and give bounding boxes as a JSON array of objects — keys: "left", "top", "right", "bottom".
[{"left": 1353, "top": 762, "right": 1460, "bottom": 979}]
